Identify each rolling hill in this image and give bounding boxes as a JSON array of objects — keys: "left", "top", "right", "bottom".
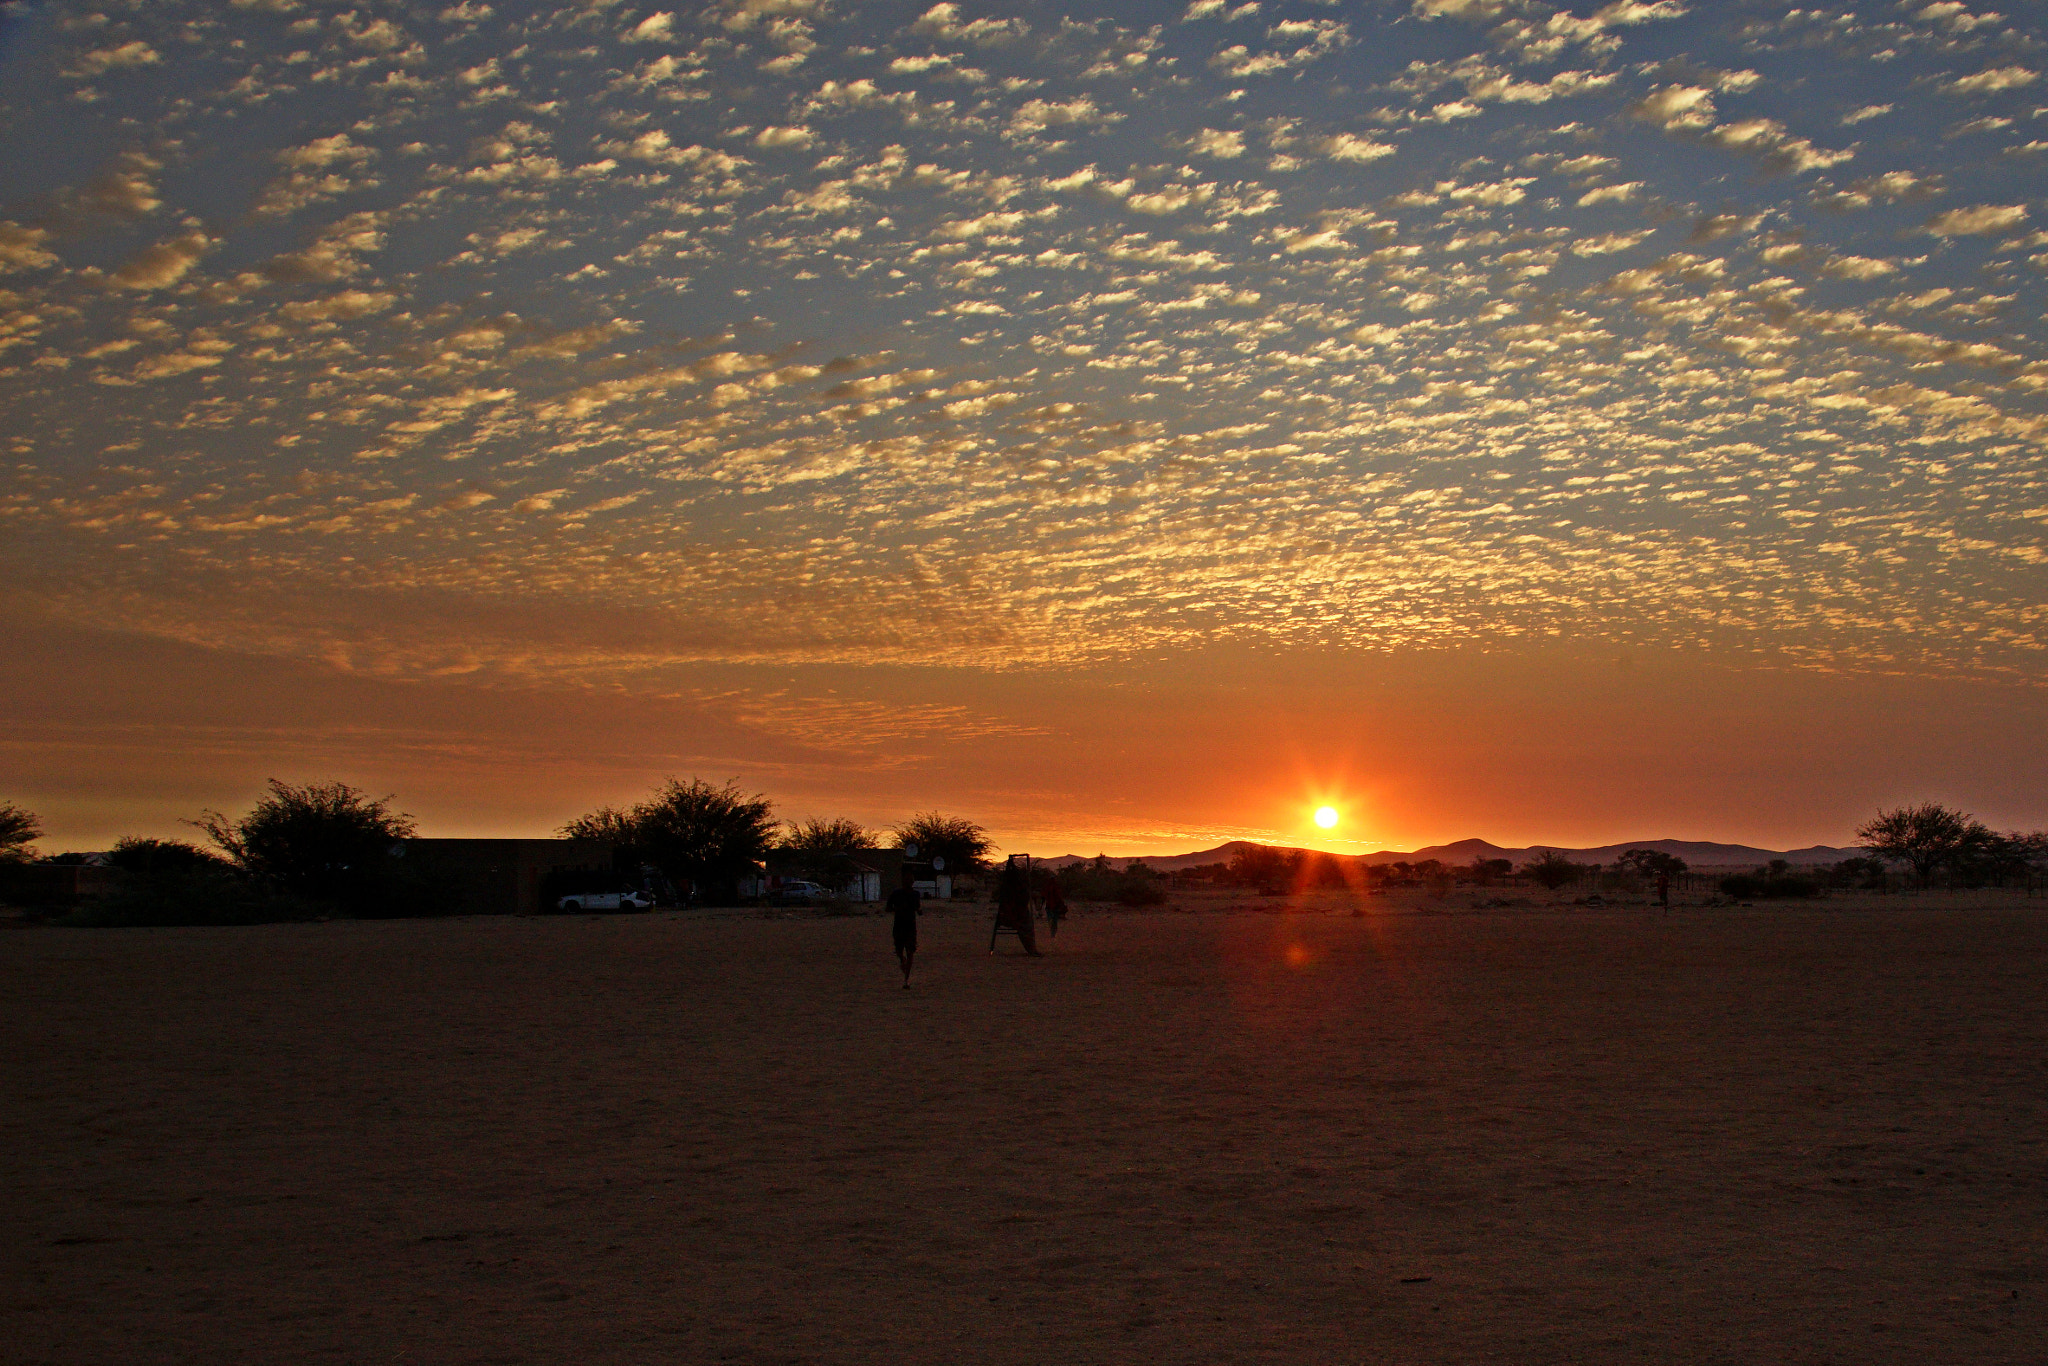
[{"left": 1027, "top": 837, "right": 1864, "bottom": 872}]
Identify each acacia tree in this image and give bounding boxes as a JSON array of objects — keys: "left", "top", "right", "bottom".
[
  {"left": 0, "top": 801, "right": 41, "bottom": 864},
  {"left": 892, "top": 812, "right": 993, "bottom": 874},
  {"left": 1615, "top": 848, "right": 1688, "bottom": 882},
  {"left": 1523, "top": 849, "right": 1584, "bottom": 890},
  {"left": 564, "top": 778, "right": 776, "bottom": 901},
  {"left": 783, "top": 816, "right": 871, "bottom": 891},
  {"left": 559, "top": 806, "right": 642, "bottom": 858},
  {"left": 1856, "top": 802, "right": 1995, "bottom": 887},
  {"left": 195, "top": 780, "right": 416, "bottom": 901},
  {"left": 1228, "top": 843, "right": 1294, "bottom": 893}
]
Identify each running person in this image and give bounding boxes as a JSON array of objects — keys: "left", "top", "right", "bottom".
[{"left": 888, "top": 864, "right": 921, "bottom": 987}]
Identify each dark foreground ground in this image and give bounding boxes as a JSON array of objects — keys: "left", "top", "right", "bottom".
[{"left": 5, "top": 896, "right": 2046, "bottom": 1364}]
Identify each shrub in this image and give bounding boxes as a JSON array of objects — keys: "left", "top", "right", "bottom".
[
  {"left": 107, "top": 837, "right": 227, "bottom": 874},
  {"left": 1228, "top": 844, "right": 1294, "bottom": 893},
  {"left": 1523, "top": 850, "right": 1585, "bottom": 890},
  {"left": 60, "top": 867, "right": 320, "bottom": 927},
  {"left": 1057, "top": 858, "right": 1170, "bottom": 905},
  {"left": 1115, "top": 878, "right": 1168, "bottom": 906}
]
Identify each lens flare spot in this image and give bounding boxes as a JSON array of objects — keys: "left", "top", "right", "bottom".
[
  {"left": 1284, "top": 943, "right": 1312, "bottom": 968},
  {"left": 1313, "top": 805, "right": 1340, "bottom": 829}
]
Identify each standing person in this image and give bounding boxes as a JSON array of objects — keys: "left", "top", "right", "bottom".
[
  {"left": 1655, "top": 871, "right": 1671, "bottom": 908},
  {"left": 889, "top": 864, "right": 922, "bottom": 987}
]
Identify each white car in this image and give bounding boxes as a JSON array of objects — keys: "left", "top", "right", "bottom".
[
  {"left": 555, "top": 889, "right": 655, "bottom": 913},
  {"left": 777, "top": 880, "right": 829, "bottom": 902}
]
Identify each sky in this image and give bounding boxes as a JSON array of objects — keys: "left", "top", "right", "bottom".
[{"left": 2, "top": 0, "right": 2046, "bottom": 857}]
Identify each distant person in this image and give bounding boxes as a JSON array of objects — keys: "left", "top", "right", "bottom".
[
  {"left": 993, "top": 858, "right": 1042, "bottom": 956},
  {"left": 1038, "top": 872, "right": 1068, "bottom": 939},
  {"left": 1656, "top": 872, "right": 1671, "bottom": 908},
  {"left": 889, "top": 865, "right": 922, "bottom": 987}
]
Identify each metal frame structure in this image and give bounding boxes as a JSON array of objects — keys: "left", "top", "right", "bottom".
[{"left": 990, "top": 852, "right": 1057, "bottom": 951}]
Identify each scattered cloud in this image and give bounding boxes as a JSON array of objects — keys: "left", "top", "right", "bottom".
[
  {"left": 108, "top": 234, "right": 213, "bottom": 291},
  {"left": 1947, "top": 66, "right": 2038, "bottom": 96},
  {"left": 8, "top": 0, "right": 2048, "bottom": 705},
  {"left": 1317, "top": 134, "right": 1396, "bottom": 163},
  {"left": 626, "top": 12, "right": 676, "bottom": 42},
  {"left": 1188, "top": 128, "right": 1245, "bottom": 159},
  {"left": 0, "top": 223, "right": 58, "bottom": 273},
  {"left": 912, "top": 3, "right": 1027, "bottom": 46},
  {"left": 1924, "top": 204, "right": 2028, "bottom": 235},
  {"left": 64, "top": 42, "right": 161, "bottom": 80}
]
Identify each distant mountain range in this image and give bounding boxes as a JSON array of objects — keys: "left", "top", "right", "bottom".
[{"left": 1029, "top": 837, "right": 1866, "bottom": 872}]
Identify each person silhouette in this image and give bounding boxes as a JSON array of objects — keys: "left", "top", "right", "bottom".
[{"left": 889, "top": 863, "right": 922, "bottom": 987}]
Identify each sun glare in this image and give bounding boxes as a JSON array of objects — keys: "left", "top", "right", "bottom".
[{"left": 1313, "top": 805, "right": 1340, "bottom": 830}]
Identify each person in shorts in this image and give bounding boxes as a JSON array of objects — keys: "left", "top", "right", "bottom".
[{"left": 889, "top": 864, "right": 921, "bottom": 987}]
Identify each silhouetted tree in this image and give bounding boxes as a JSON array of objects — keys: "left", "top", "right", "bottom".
[
  {"left": 565, "top": 777, "right": 776, "bottom": 902},
  {"left": 0, "top": 800, "right": 41, "bottom": 864},
  {"left": 195, "top": 780, "right": 416, "bottom": 903},
  {"left": 1615, "top": 848, "right": 1687, "bottom": 881},
  {"left": 559, "top": 805, "right": 641, "bottom": 854},
  {"left": 1465, "top": 857, "right": 1514, "bottom": 886},
  {"left": 1953, "top": 829, "right": 2048, "bottom": 888},
  {"left": 892, "top": 812, "right": 993, "bottom": 873},
  {"left": 1057, "top": 857, "right": 1167, "bottom": 905},
  {"left": 78, "top": 835, "right": 310, "bottom": 927},
  {"left": 1856, "top": 802, "right": 1995, "bottom": 887},
  {"left": 783, "top": 816, "right": 871, "bottom": 892},
  {"left": 1523, "top": 849, "right": 1584, "bottom": 890},
  {"left": 1228, "top": 843, "right": 1292, "bottom": 892}
]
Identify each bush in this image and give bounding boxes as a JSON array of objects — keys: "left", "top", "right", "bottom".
[
  {"left": 60, "top": 867, "right": 320, "bottom": 927},
  {"left": 1115, "top": 878, "right": 1168, "bottom": 906},
  {"left": 1227, "top": 844, "right": 1294, "bottom": 893},
  {"left": 1523, "top": 850, "right": 1585, "bottom": 890},
  {"left": 1058, "top": 857, "right": 1170, "bottom": 905},
  {"left": 108, "top": 837, "right": 227, "bottom": 874}
]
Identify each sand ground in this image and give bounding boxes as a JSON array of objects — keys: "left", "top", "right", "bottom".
[{"left": 6, "top": 890, "right": 2046, "bottom": 1364}]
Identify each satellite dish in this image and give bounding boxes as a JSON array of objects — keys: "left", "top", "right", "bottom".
[
  {"left": 930, "top": 855, "right": 946, "bottom": 871},
  {"left": 388, "top": 842, "right": 407, "bottom": 858},
  {"left": 903, "top": 842, "right": 920, "bottom": 859}
]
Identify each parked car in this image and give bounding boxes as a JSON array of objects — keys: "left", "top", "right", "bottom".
[
  {"left": 776, "top": 880, "right": 829, "bottom": 902},
  {"left": 555, "top": 889, "right": 655, "bottom": 913}
]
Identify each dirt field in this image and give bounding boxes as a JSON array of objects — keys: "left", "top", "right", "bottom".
[{"left": 6, "top": 890, "right": 2046, "bottom": 1364}]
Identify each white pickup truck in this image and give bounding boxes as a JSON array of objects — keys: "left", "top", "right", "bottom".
[{"left": 554, "top": 889, "right": 655, "bottom": 913}]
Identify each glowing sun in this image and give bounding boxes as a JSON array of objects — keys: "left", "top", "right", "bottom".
[{"left": 1313, "top": 805, "right": 1340, "bottom": 830}]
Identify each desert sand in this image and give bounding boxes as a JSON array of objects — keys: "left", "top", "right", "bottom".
[{"left": 6, "top": 890, "right": 2045, "bottom": 1364}]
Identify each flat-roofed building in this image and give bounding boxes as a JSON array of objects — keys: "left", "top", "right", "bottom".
[{"left": 397, "top": 838, "right": 615, "bottom": 917}]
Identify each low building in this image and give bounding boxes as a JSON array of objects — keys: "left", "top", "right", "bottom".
[
  {"left": 397, "top": 838, "right": 615, "bottom": 917},
  {"left": 0, "top": 862, "right": 121, "bottom": 907},
  {"left": 743, "top": 848, "right": 958, "bottom": 902}
]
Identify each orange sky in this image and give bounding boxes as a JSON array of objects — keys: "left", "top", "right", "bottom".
[{"left": 10, "top": 609, "right": 2047, "bottom": 856}]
